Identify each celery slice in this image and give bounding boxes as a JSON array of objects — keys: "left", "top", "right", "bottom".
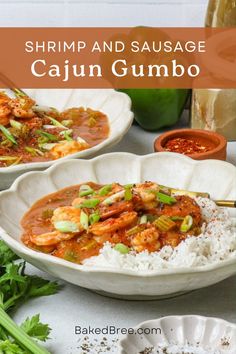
[{"left": 153, "top": 215, "right": 176, "bottom": 232}]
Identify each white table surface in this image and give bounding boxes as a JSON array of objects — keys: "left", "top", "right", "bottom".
[
  {"left": 12, "top": 120, "right": 236, "bottom": 354},
  {"left": 1, "top": 2, "right": 234, "bottom": 352}
]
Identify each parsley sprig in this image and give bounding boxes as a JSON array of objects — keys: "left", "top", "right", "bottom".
[{"left": 0, "top": 240, "right": 60, "bottom": 354}]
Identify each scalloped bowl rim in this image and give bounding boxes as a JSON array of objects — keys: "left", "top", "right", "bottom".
[
  {"left": 0, "top": 90, "right": 133, "bottom": 173},
  {"left": 0, "top": 152, "right": 236, "bottom": 277},
  {"left": 117, "top": 315, "right": 236, "bottom": 353}
]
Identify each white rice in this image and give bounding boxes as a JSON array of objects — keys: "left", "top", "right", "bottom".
[
  {"left": 139, "top": 343, "right": 222, "bottom": 354},
  {"left": 83, "top": 198, "right": 236, "bottom": 271}
]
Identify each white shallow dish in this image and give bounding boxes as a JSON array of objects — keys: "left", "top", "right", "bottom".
[
  {"left": 118, "top": 315, "right": 236, "bottom": 353},
  {"left": 0, "top": 89, "right": 133, "bottom": 189},
  {"left": 0, "top": 153, "right": 236, "bottom": 300}
]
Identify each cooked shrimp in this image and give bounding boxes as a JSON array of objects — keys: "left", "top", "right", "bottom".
[
  {"left": 0, "top": 92, "right": 10, "bottom": 104},
  {"left": 133, "top": 182, "right": 160, "bottom": 210},
  {"left": 30, "top": 230, "right": 75, "bottom": 246},
  {"left": 161, "top": 195, "right": 202, "bottom": 225},
  {"left": 89, "top": 211, "right": 138, "bottom": 236},
  {"left": 160, "top": 231, "right": 181, "bottom": 248},
  {"left": 49, "top": 140, "right": 90, "bottom": 159},
  {"left": 8, "top": 97, "right": 35, "bottom": 118},
  {"left": 71, "top": 197, "right": 86, "bottom": 208},
  {"left": 51, "top": 206, "right": 82, "bottom": 227},
  {"left": 0, "top": 103, "right": 11, "bottom": 125},
  {"left": 131, "top": 226, "right": 161, "bottom": 252},
  {"left": 99, "top": 200, "right": 133, "bottom": 219}
]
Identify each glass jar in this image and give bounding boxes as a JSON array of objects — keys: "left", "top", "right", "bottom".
[{"left": 191, "top": 0, "right": 236, "bottom": 141}]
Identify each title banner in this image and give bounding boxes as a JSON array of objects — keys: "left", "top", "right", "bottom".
[{"left": 0, "top": 27, "right": 236, "bottom": 88}]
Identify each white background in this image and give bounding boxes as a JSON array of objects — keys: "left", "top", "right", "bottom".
[{"left": 0, "top": 0, "right": 208, "bottom": 27}]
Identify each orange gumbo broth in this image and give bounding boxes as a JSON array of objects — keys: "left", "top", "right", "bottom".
[
  {"left": 21, "top": 182, "right": 203, "bottom": 265},
  {"left": 0, "top": 91, "right": 109, "bottom": 167}
]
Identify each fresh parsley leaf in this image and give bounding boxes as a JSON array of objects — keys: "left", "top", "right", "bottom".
[
  {"left": 27, "top": 276, "right": 60, "bottom": 299},
  {"left": 20, "top": 315, "right": 51, "bottom": 342},
  {"left": 0, "top": 241, "right": 19, "bottom": 266},
  {"left": 0, "top": 263, "right": 26, "bottom": 285}
]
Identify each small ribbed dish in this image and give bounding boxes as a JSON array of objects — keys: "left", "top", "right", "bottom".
[{"left": 118, "top": 315, "right": 236, "bottom": 354}]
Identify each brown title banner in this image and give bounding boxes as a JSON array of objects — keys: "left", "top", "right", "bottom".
[{"left": 0, "top": 27, "right": 236, "bottom": 88}]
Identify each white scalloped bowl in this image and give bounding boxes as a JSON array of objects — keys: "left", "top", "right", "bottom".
[
  {"left": 0, "top": 89, "right": 133, "bottom": 189},
  {"left": 0, "top": 153, "right": 236, "bottom": 299},
  {"left": 118, "top": 315, "right": 236, "bottom": 353}
]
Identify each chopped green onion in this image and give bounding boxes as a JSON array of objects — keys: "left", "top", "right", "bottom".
[
  {"left": 89, "top": 212, "right": 101, "bottom": 225},
  {"left": 80, "top": 210, "right": 89, "bottom": 230},
  {"left": 59, "top": 130, "right": 73, "bottom": 141},
  {"left": 35, "top": 130, "right": 59, "bottom": 142},
  {"left": 79, "top": 185, "right": 94, "bottom": 197},
  {"left": 114, "top": 243, "right": 130, "bottom": 254},
  {"left": 49, "top": 116, "right": 69, "bottom": 129},
  {"left": 102, "top": 190, "right": 125, "bottom": 205},
  {"left": 9, "top": 119, "right": 22, "bottom": 130},
  {"left": 180, "top": 215, "right": 193, "bottom": 233},
  {"left": 39, "top": 143, "right": 57, "bottom": 151},
  {"left": 54, "top": 221, "right": 80, "bottom": 233},
  {"left": 140, "top": 215, "right": 148, "bottom": 224},
  {"left": 43, "top": 125, "right": 56, "bottom": 129},
  {"left": 156, "top": 192, "right": 177, "bottom": 205},
  {"left": 25, "top": 146, "right": 44, "bottom": 156},
  {"left": 153, "top": 215, "right": 176, "bottom": 232},
  {"left": 61, "top": 120, "right": 73, "bottom": 127},
  {"left": 98, "top": 184, "right": 112, "bottom": 196},
  {"left": 0, "top": 125, "right": 17, "bottom": 145},
  {"left": 124, "top": 186, "right": 133, "bottom": 201},
  {"left": 76, "top": 198, "right": 100, "bottom": 209}
]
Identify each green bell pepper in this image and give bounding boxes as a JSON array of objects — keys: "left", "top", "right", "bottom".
[{"left": 120, "top": 89, "right": 189, "bottom": 131}]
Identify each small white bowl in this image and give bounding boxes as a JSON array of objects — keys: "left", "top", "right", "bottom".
[
  {"left": 0, "top": 89, "right": 133, "bottom": 189},
  {"left": 118, "top": 315, "right": 236, "bottom": 354},
  {"left": 0, "top": 153, "right": 235, "bottom": 300}
]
